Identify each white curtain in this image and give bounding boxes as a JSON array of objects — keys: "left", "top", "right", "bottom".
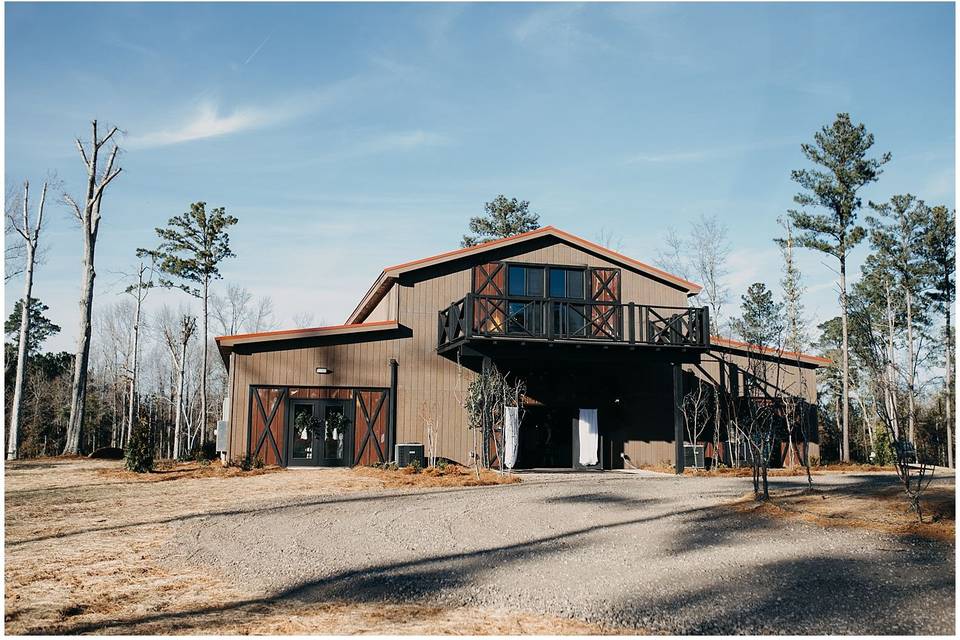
[
  {"left": 578, "top": 408, "right": 599, "bottom": 466},
  {"left": 504, "top": 406, "right": 520, "bottom": 469}
]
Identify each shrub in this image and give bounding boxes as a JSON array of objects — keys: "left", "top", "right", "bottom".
[
  {"left": 253, "top": 457, "right": 264, "bottom": 469},
  {"left": 409, "top": 458, "right": 422, "bottom": 473},
  {"left": 125, "top": 424, "right": 154, "bottom": 473},
  {"left": 872, "top": 430, "right": 894, "bottom": 466},
  {"left": 436, "top": 459, "right": 448, "bottom": 471}
]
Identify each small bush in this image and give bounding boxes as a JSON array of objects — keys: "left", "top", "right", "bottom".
[
  {"left": 436, "top": 459, "right": 448, "bottom": 471},
  {"left": 409, "top": 458, "right": 422, "bottom": 473},
  {"left": 253, "top": 457, "right": 264, "bottom": 469},
  {"left": 125, "top": 424, "right": 154, "bottom": 474},
  {"left": 239, "top": 456, "right": 253, "bottom": 471}
]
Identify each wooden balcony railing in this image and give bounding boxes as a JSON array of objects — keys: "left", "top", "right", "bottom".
[{"left": 437, "top": 293, "right": 710, "bottom": 352}]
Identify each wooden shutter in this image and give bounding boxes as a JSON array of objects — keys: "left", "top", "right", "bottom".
[
  {"left": 589, "top": 268, "right": 621, "bottom": 338},
  {"left": 472, "top": 262, "right": 506, "bottom": 334},
  {"left": 249, "top": 387, "right": 287, "bottom": 466}
]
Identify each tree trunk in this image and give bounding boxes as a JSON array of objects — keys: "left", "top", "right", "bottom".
[
  {"left": 64, "top": 236, "right": 96, "bottom": 455},
  {"left": 905, "top": 288, "right": 916, "bottom": 444},
  {"left": 8, "top": 244, "right": 36, "bottom": 461},
  {"left": 946, "top": 307, "right": 954, "bottom": 468},
  {"left": 173, "top": 338, "right": 187, "bottom": 460},
  {"left": 201, "top": 276, "right": 209, "bottom": 444},
  {"left": 126, "top": 274, "right": 144, "bottom": 445},
  {"left": 884, "top": 281, "right": 900, "bottom": 440},
  {"left": 839, "top": 257, "right": 850, "bottom": 463}
]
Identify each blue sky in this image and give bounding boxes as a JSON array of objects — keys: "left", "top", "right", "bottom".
[{"left": 4, "top": 2, "right": 955, "bottom": 353}]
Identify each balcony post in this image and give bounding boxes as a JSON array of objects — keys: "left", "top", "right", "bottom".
[
  {"left": 546, "top": 299, "right": 554, "bottom": 341},
  {"left": 464, "top": 293, "right": 474, "bottom": 338},
  {"left": 673, "top": 362, "right": 685, "bottom": 474},
  {"left": 627, "top": 303, "right": 635, "bottom": 344},
  {"left": 701, "top": 306, "right": 710, "bottom": 347}
]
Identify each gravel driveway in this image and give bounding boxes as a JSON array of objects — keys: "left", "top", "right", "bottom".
[{"left": 167, "top": 471, "right": 954, "bottom": 634}]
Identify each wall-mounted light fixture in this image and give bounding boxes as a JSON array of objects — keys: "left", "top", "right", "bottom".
[{"left": 316, "top": 367, "right": 333, "bottom": 375}]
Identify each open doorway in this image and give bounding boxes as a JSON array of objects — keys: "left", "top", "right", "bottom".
[{"left": 515, "top": 405, "right": 574, "bottom": 468}]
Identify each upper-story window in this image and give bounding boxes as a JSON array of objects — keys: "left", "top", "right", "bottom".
[
  {"left": 549, "top": 267, "right": 585, "bottom": 299},
  {"left": 507, "top": 265, "right": 545, "bottom": 298}
]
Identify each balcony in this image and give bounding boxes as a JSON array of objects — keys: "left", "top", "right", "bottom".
[{"left": 437, "top": 293, "right": 710, "bottom": 353}]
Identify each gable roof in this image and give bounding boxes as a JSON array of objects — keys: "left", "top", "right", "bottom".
[
  {"left": 347, "top": 225, "right": 702, "bottom": 324},
  {"left": 710, "top": 336, "right": 831, "bottom": 367}
]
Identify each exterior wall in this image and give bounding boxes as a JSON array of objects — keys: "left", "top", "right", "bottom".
[{"left": 365, "top": 285, "right": 398, "bottom": 322}]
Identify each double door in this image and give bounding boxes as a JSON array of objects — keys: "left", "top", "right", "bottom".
[{"left": 287, "top": 399, "right": 353, "bottom": 467}]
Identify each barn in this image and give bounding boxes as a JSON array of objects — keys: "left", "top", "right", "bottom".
[{"left": 215, "top": 226, "right": 827, "bottom": 471}]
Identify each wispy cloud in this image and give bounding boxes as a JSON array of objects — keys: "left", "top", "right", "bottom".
[
  {"left": 127, "top": 80, "right": 354, "bottom": 149},
  {"left": 511, "top": 4, "right": 607, "bottom": 60},
  {"left": 624, "top": 139, "right": 799, "bottom": 165},
  {"left": 126, "top": 101, "right": 280, "bottom": 148}
]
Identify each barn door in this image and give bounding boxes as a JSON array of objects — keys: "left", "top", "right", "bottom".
[
  {"left": 353, "top": 390, "right": 389, "bottom": 465},
  {"left": 249, "top": 387, "right": 287, "bottom": 466},
  {"left": 472, "top": 262, "right": 506, "bottom": 334},
  {"left": 589, "top": 268, "right": 621, "bottom": 339}
]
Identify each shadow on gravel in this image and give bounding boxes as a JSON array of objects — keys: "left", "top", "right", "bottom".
[
  {"left": 607, "top": 553, "right": 955, "bottom": 634},
  {"left": 58, "top": 505, "right": 711, "bottom": 634}
]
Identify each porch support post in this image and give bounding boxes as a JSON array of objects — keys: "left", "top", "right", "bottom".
[
  {"left": 387, "top": 358, "right": 398, "bottom": 462},
  {"left": 673, "top": 362, "right": 685, "bottom": 474}
]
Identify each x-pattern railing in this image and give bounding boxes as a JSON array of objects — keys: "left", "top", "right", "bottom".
[{"left": 438, "top": 294, "right": 709, "bottom": 351}]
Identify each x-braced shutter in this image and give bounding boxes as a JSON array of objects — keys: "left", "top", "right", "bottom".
[
  {"left": 472, "top": 262, "right": 506, "bottom": 334},
  {"left": 589, "top": 268, "right": 621, "bottom": 339}
]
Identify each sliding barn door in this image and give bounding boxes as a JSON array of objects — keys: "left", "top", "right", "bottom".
[
  {"left": 589, "top": 268, "right": 621, "bottom": 339},
  {"left": 249, "top": 387, "right": 287, "bottom": 466},
  {"left": 354, "top": 389, "right": 389, "bottom": 465},
  {"left": 472, "top": 262, "right": 506, "bottom": 334}
]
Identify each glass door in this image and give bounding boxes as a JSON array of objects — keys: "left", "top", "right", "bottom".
[
  {"left": 319, "top": 400, "right": 351, "bottom": 467},
  {"left": 288, "top": 400, "right": 321, "bottom": 466}
]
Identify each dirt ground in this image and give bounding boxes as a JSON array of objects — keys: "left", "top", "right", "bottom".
[
  {"left": 734, "top": 476, "right": 955, "bottom": 542},
  {"left": 3, "top": 458, "right": 607, "bottom": 635}
]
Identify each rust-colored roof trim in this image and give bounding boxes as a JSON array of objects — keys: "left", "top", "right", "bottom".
[
  {"left": 348, "top": 225, "right": 702, "bottom": 324},
  {"left": 710, "top": 335, "right": 831, "bottom": 367},
  {"left": 216, "top": 320, "right": 399, "bottom": 347}
]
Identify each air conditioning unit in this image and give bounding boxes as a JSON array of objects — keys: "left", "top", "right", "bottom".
[
  {"left": 683, "top": 443, "right": 705, "bottom": 469},
  {"left": 395, "top": 443, "right": 424, "bottom": 467}
]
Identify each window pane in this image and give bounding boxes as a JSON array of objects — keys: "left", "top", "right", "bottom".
[
  {"left": 508, "top": 266, "right": 525, "bottom": 296},
  {"left": 549, "top": 268, "right": 566, "bottom": 298},
  {"left": 526, "top": 267, "right": 545, "bottom": 297},
  {"left": 568, "top": 305, "right": 586, "bottom": 335},
  {"left": 566, "top": 270, "right": 585, "bottom": 299},
  {"left": 508, "top": 302, "right": 526, "bottom": 332}
]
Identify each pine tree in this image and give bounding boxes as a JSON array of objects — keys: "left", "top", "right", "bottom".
[
  {"left": 785, "top": 112, "right": 891, "bottom": 462},
  {"left": 775, "top": 217, "right": 808, "bottom": 354},
  {"left": 138, "top": 202, "right": 237, "bottom": 446},
  {"left": 461, "top": 195, "right": 540, "bottom": 247}
]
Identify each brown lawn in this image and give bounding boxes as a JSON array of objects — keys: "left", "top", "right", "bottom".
[{"left": 4, "top": 458, "right": 610, "bottom": 635}]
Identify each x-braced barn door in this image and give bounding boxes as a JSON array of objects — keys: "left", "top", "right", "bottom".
[
  {"left": 353, "top": 390, "right": 390, "bottom": 465},
  {"left": 589, "top": 268, "right": 621, "bottom": 339},
  {"left": 249, "top": 387, "right": 287, "bottom": 466}
]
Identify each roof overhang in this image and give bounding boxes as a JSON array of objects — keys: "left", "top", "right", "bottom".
[
  {"left": 215, "top": 320, "right": 400, "bottom": 365},
  {"left": 710, "top": 336, "right": 831, "bottom": 368},
  {"left": 347, "top": 225, "right": 702, "bottom": 324}
]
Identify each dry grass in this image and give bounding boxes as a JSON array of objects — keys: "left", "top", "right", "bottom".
[
  {"left": 351, "top": 464, "right": 522, "bottom": 488},
  {"left": 5, "top": 458, "right": 605, "bottom": 635},
  {"left": 638, "top": 462, "right": 896, "bottom": 477},
  {"left": 732, "top": 481, "right": 955, "bottom": 542}
]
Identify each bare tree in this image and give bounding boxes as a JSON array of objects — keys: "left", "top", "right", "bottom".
[
  {"left": 122, "top": 261, "right": 155, "bottom": 446},
  {"left": 680, "top": 381, "right": 710, "bottom": 470},
  {"left": 157, "top": 305, "right": 196, "bottom": 459},
  {"left": 63, "top": 120, "right": 122, "bottom": 455},
  {"left": 6, "top": 180, "right": 47, "bottom": 460}
]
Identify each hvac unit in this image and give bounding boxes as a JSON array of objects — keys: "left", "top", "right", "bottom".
[
  {"left": 395, "top": 443, "right": 425, "bottom": 468},
  {"left": 683, "top": 443, "right": 705, "bottom": 469}
]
